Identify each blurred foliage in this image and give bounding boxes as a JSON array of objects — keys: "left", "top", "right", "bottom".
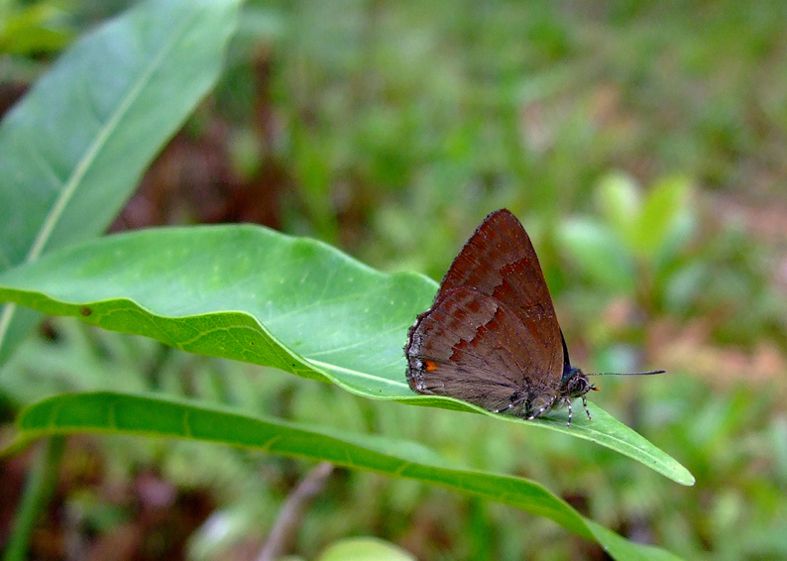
[
  {"left": 1, "top": 0, "right": 786, "bottom": 560},
  {"left": 0, "top": 0, "right": 74, "bottom": 56}
]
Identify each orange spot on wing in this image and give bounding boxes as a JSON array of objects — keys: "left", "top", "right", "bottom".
[{"left": 424, "top": 360, "right": 439, "bottom": 372}]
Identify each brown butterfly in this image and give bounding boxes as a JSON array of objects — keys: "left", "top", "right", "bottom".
[{"left": 405, "top": 209, "right": 664, "bottom": 425}]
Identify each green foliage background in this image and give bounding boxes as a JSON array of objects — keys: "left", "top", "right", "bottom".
[{"left": 1, "top": 1, "right": 786, "bottom": 560}]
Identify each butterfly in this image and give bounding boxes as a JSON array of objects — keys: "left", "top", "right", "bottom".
[{"left": 405, "top": 209, "right": 663, "bottom": 425}]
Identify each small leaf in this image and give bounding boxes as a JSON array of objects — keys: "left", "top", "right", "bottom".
[
  {"left": 3, "top": 391, "right": 687, "bottom": 561},
  {"left": 0, "top": 0, "right": 242, "bottom": 362},
  {"left": 0, "top": 3, "right": 74, "bottom": 55},
  {"left": 596, "top": 171, "right": 641, "bottom": 244},
  {"left": 0, "top": 225, "right": 694, "bottom": 485},
  {"left": 632, "top": 176, "right": 692, "bottom": 257},
  {"left": 316, "top": 537, "right": 416, "bottom": 561},
  {"left": 557, "top": 219, "right": 636, "bottom": 295}
]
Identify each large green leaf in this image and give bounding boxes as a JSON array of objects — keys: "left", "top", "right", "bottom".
[
  {"left": 2, "top": 392, "right": 685, "bottom": 561},
  {"left": 0, "top": 0, "right": 242, "bottom": 362},
  {"left": 0, "top": 225, "right": 694, "bottom": 486}
]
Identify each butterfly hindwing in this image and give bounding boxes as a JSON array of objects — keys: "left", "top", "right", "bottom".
[{"left": 406, "top": 287, "right": 560, "bottom": 415}]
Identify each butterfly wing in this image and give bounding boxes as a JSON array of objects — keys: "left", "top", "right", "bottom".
[
  {"left": 440, "top": 210, "right": 560, "bottom": 328},
  {"left": 406, "top": 287, "right": 559, "bottom": 416},
  {"left": 432, "top": 209, "right": 564, "bottom": 380}
]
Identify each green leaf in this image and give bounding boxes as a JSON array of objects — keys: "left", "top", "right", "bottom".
[
  {"left": 557, "top": 218, "right": 637, "bottom": 295},
  {"left": 0, "top": 3, "right": 74, "bottom": 55},
  {"left": 316, "top": 537, "right": 416, "bottom": 561},
  {"left": 3, "top": 391, "right": 686, "bottom": 561},
  {"left": 0, "top": 225, "right": 694, "bottom": 486},
  {"left": 596, "top": 171, "right": 641, "bottom": 244},
  {"left": 632, "top": 176, "right": 692, "bottom": 257},
  {"left": 0, "top": 0, "right": 242, "bottom": 362}
]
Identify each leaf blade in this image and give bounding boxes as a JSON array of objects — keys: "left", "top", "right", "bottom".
[
  {"left": 0, "top": 225, "right": 693, "bottom": 485},
  {"left": 0, "top": 0, "right": 242, "bottom": 361},
  {"left": 4, "top": 391, "right": 685, "bottom": 561}
]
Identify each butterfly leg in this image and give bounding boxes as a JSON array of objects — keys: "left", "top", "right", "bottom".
[
  {"left": 582, "top": 395, "right": 592, "bottom": 421},
  {"left": 526, "top": 396, "right": 555, "bottom": 421},
  {"left": 566, "top": 400, "right": 573, "bottom": 426},
  {"left": 494, "top": 402, "right": 514, "bottom": 414},
  {"left": 494, "top": 392, "right": 527, "bottom": 414}
]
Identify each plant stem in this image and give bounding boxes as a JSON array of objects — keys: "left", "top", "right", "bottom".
[
  {"left": 3, "top": 436, "right": 66, "bottom": 561},
  {"left": 256, "top": 462, "right": 334, "bottom": 561}
]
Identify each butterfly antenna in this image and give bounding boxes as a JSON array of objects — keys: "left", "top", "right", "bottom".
[{"left": 586, "top": 369, "right": 666, "bottom": 376}]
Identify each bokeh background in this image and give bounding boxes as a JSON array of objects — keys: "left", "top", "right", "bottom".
[{"left": 1, "top": 1, "right": 786, "bottom": 560}]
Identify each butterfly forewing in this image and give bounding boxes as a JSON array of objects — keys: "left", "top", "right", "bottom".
[{"left": 439, "top": 210, "right": 560, "bottom": 336}]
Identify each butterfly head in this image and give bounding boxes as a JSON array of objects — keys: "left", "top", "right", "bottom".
[{"left": 561, "top": 367, "right": 598, "bottom": 398}]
